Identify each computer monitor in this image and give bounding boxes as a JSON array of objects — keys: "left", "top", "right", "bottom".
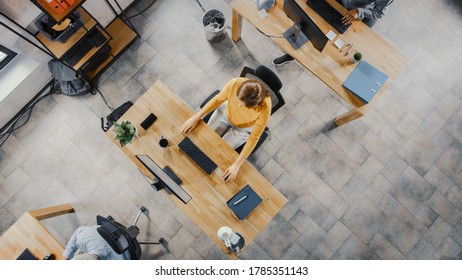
[
  {"left": 0, "top": 45, "right": 18, "bottom": 71},
  {"left": 282, "top": 0, "right": 328, "bottom": 51},
  {"left": 136, "top": 155, "right": 192, "bottom": 204}
]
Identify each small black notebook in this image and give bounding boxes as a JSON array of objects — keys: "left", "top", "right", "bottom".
[
  {"left": 16, "top": 248, "right": 38, "bottom": 260},
  {"left": 227, "top": 185, "right": 262, "bottom": 220},
  {"left": 140, "top": 113, "right": 157, "bottom": 130}
]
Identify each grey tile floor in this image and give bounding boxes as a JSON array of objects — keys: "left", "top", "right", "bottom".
[{"left": 1, "top": 0, "right": 462, "bottom": 260}]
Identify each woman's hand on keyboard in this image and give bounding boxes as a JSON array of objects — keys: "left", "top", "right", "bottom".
[{"left": 341, "top": 9, "right": 359, "bottom": 25}]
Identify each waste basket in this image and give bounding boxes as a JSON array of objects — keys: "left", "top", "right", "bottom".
[{"left": 202, "top": 9, "right": 226, "bottom": 43}]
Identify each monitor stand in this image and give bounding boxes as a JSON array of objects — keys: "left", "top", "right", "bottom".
[
  {"left": 283, "top": 23, "right": 309, "bottom": 50},
  {"left": 162, "top": 166, "right": 182, "bottom": 185},
  {"left": 151, "top": 166, "right": 183, "bottom": 194}
]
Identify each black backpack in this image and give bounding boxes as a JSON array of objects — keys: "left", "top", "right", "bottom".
[
  {"left": 100, "top": 101, "right": 133, "bottom": 132},
  {"left": 48, "top": 59, "right": 93, "bottom": 96}
]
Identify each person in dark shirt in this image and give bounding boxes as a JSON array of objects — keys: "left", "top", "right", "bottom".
[{"left": 272, "top": 0, "right": 394, "bottom": 66}]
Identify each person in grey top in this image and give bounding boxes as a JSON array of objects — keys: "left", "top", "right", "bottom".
[
  {"left": 63, "top": 225, "right": 131, "bottom": 260},
  {"left": 340, "top": 0, "right": 394, "bottom": 27},
  {"left": 273, "top": 0, "right": 394, "bottom": 66}
]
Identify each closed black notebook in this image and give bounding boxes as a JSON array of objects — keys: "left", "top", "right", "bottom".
[
  {"left": 227, "top": 185, "right": 262, "bottom": 220},
  {"left": 16, "top": 248, "right": 38, "bottom": 260}
]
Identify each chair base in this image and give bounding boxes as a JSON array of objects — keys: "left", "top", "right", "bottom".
[
  {"left": 139, "top": 237, "right": 169, "bottom": 251},
  {"left": 97, "top": 206, "right": 168, "bottom": 259}
]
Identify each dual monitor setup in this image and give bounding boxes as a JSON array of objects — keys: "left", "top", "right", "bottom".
[{"left": 283, "top": 0, "right": 350, "bottom": 52}]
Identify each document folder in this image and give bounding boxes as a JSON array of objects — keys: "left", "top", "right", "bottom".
[
  {"left": 342, "top": 60, "right": 389, "bottom": 103},
  {"left": 227, "top": 185, "right": 262, "bottom": 220}
]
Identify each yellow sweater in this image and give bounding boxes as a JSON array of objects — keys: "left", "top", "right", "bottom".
[{"left": 202, "top": 77, "right": 271, "bottom": 158}]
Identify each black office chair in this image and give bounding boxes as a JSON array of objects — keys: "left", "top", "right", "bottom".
[
  {"left": 200, "top": 65, "right": 285, "bottom": 155},
  {"left": 96, "top": 206, "right": 167, "bottom": 260}
]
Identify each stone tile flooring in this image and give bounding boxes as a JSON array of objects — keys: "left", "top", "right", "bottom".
[{"left": 1, "top": 0, "right": 461, "bottom": 260}]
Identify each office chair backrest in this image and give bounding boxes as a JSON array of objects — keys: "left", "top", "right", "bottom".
[
  {"left": 254, "top": 65, "right": 283, "bottom": 94},
  {"left": 97, "top": 221, "right": 128, "bottom": 254},
  {"left": 96, "top": 215, "right": 142, "bottom": 260},
  {"left": 240, "top": 65, "right": 285, "bottom": 115}
]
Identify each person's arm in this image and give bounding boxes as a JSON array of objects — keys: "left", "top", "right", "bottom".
[
  {"left": 223, "top": 108, "right": 270, "bottom": 182},
  {"left": 342, "top": 0, "right": 390, "bottom": 24},
  {"left": 357, "top": 0, "right": 390, "bottom": 20},
  {"left": 181, "top": 79, "right": 235, "bottom": 134},
  {"left": 223, "top": 155, "right": 246, "bottom": 182},
  {"left": 239, "top": 112, "right": 270, "bottom": 159},
  {"left": 62, "top": 228, "right": 79, "bottom": 260}
]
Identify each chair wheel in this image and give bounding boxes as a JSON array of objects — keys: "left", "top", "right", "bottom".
[
  {"left": 140, "top": 206, "right": 148, "bottom": 214},
  {"left": 159, "top": 238, "right": 168, "bottom": 250}
]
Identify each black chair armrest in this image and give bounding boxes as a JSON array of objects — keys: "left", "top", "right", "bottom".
[
  {"left": 202, "top": 112, "right": 213, "bottom": 123},
  {"left": 200, "top": 89, "right": 220, "bottom": 123},
  {"left": 239, "top": 66, "right": 256, "bottom": 78},
  {"left": 270, "top": 90, "right": 285, "bottom": 115},
  {"left": 200, "top": 89, "right": 220, "bottom": 108}
]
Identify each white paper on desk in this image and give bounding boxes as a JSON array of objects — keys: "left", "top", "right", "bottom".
[
  {"left": 334, "top": 38, "right": 345, "bottom": 49},
  {"left": 326, "top": 30, "right": 337, "bottom": 41},
  {"left": 257, "top": 9, "right": 268, "bottom": 19}
]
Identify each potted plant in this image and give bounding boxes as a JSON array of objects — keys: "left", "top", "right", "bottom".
[
  {"left": 351, "top": 51, "right": 362, "bottom": 63},
  {"left": 113, "top": 121, "right": 138, "bottom": 147}
]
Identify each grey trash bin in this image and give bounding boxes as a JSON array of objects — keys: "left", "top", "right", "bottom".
[{"left": 202, "top": 9, "right": 226, "bottom": 43}]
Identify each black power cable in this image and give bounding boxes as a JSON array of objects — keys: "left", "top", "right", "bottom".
[
  {"left": 94, "top": 86, "right": 114, "bottom": 111},
  {"left": 256, "top": 27, "right": 287, "bottom": 39},
  {"left": 195, "top": 0, "right": 206, "bottom": 13},
  {"left": 0, "top": 83, "right": 55, "bottom": 147},
  {"left": 123, "top": 0, "right": 158, "bottom": 20}
]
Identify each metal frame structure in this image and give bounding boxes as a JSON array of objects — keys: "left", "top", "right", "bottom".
[{"left": 0, "top": 1, "right": 140, "bottom": 138}]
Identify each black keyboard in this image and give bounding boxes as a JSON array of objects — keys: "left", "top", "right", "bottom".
[
  {"left": 306, "top": 0, "right": 351, "bottom": 34},
  {"left": 178, "top": 137, "right": 218, "bottom": 175},
  {"left": 61, "top": 38, "right": 94, "bottom": 66}
]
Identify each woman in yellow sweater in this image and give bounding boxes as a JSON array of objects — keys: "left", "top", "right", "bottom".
[{"left": 181, "top": 77, "right": 271, "bottom": 182}]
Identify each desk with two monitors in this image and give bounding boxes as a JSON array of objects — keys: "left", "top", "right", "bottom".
[
  {"left": 232, "top": 0, "right": 408, "bottom": 126},
  {"left": 105, "top": 80, "right": 288, "bottom": 256}
]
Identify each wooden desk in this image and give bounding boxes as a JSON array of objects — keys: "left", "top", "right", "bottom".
[
  {"left": 0, "top": 204, "right": 75, "bottom": 260},
  {"left": 105, "top": 80, "right": 288, "bottom": 255},
  {"left": 232, "top": 0, "right": 408, "bottom": 126}
]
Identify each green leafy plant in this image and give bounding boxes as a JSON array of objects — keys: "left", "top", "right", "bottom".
[
  {"left": 353, "top": 52, "right": 362, "bottom": 61},
  {"left": 113, "top": 121, "right": 138, "bottom": 147}
]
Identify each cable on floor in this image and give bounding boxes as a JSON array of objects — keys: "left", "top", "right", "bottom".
[
  {"left": 122, "top": 0, "right": 158, "bottom": 20},
  {"left": 93, "top": 85, "right": 114, "bottom": 111},
  {"left": 256, "top": 28, "right": 287, "bottom": 38},
  {"left": 195, "top": 0, "right": 206, "bottom": 13},
  {"left": 0, "top": 81, "right": 55, "bottom": 147}
]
